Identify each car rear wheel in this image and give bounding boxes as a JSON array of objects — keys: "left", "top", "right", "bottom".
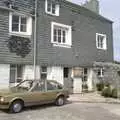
[
  {"left": 55, "top": 96, "right": 65, "bottom": 106},
  {"left": 9, "top": 100, "right": 23, "bottom": 113}
]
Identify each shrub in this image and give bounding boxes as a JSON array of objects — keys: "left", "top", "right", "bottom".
[
  {"left": 96, "top": 83, "right": 104, "bottom": 91},
  {"left": 104, "top": 82, "right": 110, "bottom": 87},
  {"left": 102, "top": 87, "right": 112, "bottom": 97},
  {"left": 111, "top": 88, "right": 118, "bottom": 98}
]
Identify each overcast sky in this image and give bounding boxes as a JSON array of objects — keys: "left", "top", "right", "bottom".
[{"left": 72, "top": 0, "right": 120, "bottom": 61}]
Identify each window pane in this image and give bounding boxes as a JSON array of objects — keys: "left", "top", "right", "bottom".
[
  {"left": 12, "top": 24, "right": 19, "bottom": 31},
  {"left": 54, "top": 29, "right": 57, "bottom": 42},
  {"left": 62, "top": 30, "right": 66, "bottom": 43},
  {"left": 47, "top": 2, "right": 51, "bottom": 12},
  {"left": 97, "top": 35, "right": 105, "bottom": 48},
  {"left": 64, "top": 68, "right": 69, "bottom": 78},
  {"left": 20, "top": 17, "right": 27, "bottom": 32},
  {"left": 12, "top": 15, "right": 19, "bottom": 31},
  {"left": 52, "top": 3, "right": 56, "bottom": 14},
  {"left": 84, "top": 68, "right": 88, "bottom": 75},
  {"left": 41, "top": 74, "right": 47, "bottom": 80},
  {"left": 12, "top": 15, "right": 19, "bottom": 23},
  {"left": 58, "top": 29, "right": 61, "bottom": 43},
  {"left": 20, "top": 25, "right": 26, "bottom": 32},
  {"left": 21, "top": 17, "right": 26, "bottom": 24},
  {"left": 83, "top": 76, "right": 87, "bottom": 82},
  {"left": 17, "top": 65, "right": 23, "bottom": 83},
  {"left": 98, "top": 70, "right": 101, "bottom": 76},
  {"left": 41, "top": 66, "right": 47, "bottom": 73}
]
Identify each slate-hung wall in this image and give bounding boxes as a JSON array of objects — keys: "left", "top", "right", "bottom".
[
  {"left": 0, "top": 0, "right": 113, "bottom": 67},
  {"left": 36, "top": 0, "right": 113, "bottom": 67},
  {"left": 0, "top": 0, "right": 34, "bottom": 65}
]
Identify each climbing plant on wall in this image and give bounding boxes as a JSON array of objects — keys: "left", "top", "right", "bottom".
[{"left": 7, "top": 36, "right": 31, "bottom": 58}]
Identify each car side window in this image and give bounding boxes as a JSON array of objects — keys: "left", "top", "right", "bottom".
[
  {"left": 32, "top": 81, "right": 45, "bottom": 92},
  {"left": 47, "top": 81, "right": 63, "bottom": 91}
]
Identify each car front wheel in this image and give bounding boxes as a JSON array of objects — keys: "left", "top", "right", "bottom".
[
  {"left": 9, "top": 100, "right": 23, "bottom": 113},
  {"left": 55, "top": 96, "right": 65, "bottom": 106}
]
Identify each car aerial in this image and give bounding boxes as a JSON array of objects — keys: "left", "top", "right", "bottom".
[{"left": 0, "top": 80, "right": 69, "bottom": 113}]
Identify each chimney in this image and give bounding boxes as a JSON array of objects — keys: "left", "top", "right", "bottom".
[{"left": 83, "top": 0, "right": 99, "bottom": 14}]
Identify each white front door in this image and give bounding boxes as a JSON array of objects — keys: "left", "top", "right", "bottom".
[{"left": 73, "top": 78, "right": 82, "bottom": 93}]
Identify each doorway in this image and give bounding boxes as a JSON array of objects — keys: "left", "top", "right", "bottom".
[{"left": 63, "top": 67, "right": 73, "bottom": 94}]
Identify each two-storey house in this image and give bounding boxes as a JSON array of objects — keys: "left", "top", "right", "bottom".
[{"left": 0, "top": 0, "right": 113, "bottom": 93}]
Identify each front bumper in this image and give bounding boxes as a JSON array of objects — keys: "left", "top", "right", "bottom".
[{"left": 0, "top": 102, "right": 9, "bottom": 109}]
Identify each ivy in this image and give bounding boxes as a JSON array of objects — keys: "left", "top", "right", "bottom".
[{"left": 7, "top": 36, "right": 31, "bottom": 58}]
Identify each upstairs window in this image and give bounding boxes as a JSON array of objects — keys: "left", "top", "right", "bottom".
[
  {"left": 51, "top": 22, "right": 72, "bottom": 48},
  {"left": 96, "top": 33, "right": 107, "bottom": 50},
  {"left": 9, "top": 13, "right": 32, "bottom": 36},
  {"left": 45, "top": 0, "right": 59, "bottom": 16}
]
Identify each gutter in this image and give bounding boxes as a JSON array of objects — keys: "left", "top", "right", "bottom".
[{"left": 33, "top": 0, "right": 38, "bottom": 81}]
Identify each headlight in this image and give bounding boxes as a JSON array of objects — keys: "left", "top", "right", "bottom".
[{"left": 0, "top": 97, "right": 4, "bottom": 102}]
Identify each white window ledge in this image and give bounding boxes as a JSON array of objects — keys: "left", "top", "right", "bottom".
[
  {"left": 9, "top": 32, "right": 31, "bottom": 38},
  {"left": 52, "top": 43, "right": 71, "bottom": 48}
]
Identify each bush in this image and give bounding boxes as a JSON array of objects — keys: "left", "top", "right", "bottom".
[
  {"left": 102, "top": 87, "right": 112, "bottom": 97},
  {"left": 111, "top": 88, "right": 118, "bottom": 98},
  {"left": 104, "top": 82, "right": 110, "bottom": 87},
  {"left": 96, "top": 83, "right": 104, "bottom": 91}
]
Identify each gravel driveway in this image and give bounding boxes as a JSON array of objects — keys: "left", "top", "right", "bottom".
[{"left": 0, "top": 102, "right": 120, "bottom": 120}]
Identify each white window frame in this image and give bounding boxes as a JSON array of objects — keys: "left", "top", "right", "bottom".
[
  {"left": 10, "top": 64, "right": 24, "bottom": 85},
  {"left": 9, "top": 12, "right": 32, "bottom": 37},
  {"left": 51, "top": 22, "right": 72, "bottom": 48},
  {"left": 96, "top": 33, "right": 107, "bottom": 50},
  {"left": 45, "top": 0, "right": 60, "bottom": 16}
]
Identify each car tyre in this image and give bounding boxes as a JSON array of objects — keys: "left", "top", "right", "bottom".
[
  {"left": 55, "top": 96, "right": 65, "bottom": 106},
  {"left": 9, "top": 100, "right": 23, "bottom": 113}
]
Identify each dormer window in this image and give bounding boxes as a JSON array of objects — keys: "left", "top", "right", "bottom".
[
  {"left": 9, "top": 12, "right": 32, "bottom": 36},
  {"left": 45, "top": 0, "right": 60, "bottom": 16}
]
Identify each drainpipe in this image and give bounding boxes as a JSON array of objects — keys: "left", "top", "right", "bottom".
[{"left": 33, "top": 0, "right": 38, "bottom": 81}]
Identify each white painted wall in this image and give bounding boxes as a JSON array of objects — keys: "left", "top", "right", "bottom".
[
  {"left": 87, "top": 68, "right": 93, "bottom": 91},
  {"left": 23, "top": 65, "right": 40, "bottom": 80},
  {"left": 47, "top": 66, "right": 64, "bottom": 85},
  {"left": 0, "top": 64, "right": 10, "bottom": 89}
]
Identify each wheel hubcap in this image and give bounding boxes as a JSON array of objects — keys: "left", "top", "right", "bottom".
[
  {"left": 13, "top": 103, "right": 22, "bottom": 112},
  {"left": 58, "top": 98, "right": 64, "bottom": 105}
]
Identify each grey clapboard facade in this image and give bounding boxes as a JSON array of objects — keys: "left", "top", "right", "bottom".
[
  {"left": 0, "top": 0, "right": 113, "bottom": 66},
  {"left": 36, "top": 0, "right": 113, "bottom": 67},
  {"left": 0, "top": 0, "right": 34, "bottom": 65}
]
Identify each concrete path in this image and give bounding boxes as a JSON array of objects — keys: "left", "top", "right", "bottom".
[{"left": 68, "top": 92, "right": 120, "bottom": 104}]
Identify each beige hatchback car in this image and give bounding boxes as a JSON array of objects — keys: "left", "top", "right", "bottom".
[{"left": 0, "top": 80, "right": 69, "bottom": 113}]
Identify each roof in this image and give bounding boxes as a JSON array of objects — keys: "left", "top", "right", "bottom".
[{"left": 62, "top": 0, "right": 113, "bottom": 23}]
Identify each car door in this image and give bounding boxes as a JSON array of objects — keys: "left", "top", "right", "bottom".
[
  {"left": 43, "top": 81, "right": 63, "bottom": 102},
  {"left": 24, "top": 81, "right": 48, "bottom": 106}
]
